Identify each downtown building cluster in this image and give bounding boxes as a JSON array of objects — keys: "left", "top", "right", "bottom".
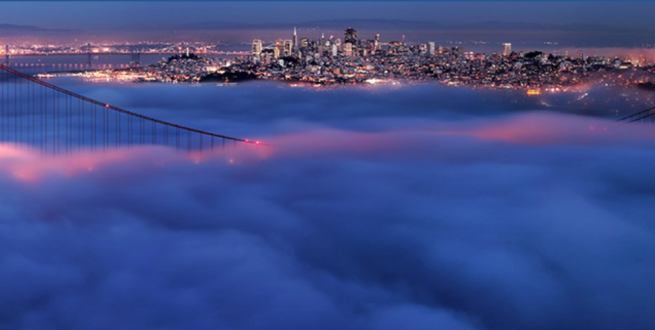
[
  {"left": 85, "top": 27, "right": 654, "bottom": 91},
  {"left": 251, "top": 27, "right": 382, "bottom": 64},
  {"left": 225, "top": 27, "right": 644, "bottom": 89}
]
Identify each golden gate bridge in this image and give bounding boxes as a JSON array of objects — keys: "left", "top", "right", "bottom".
[
  {"left": 616, "top": 105, "right": 655, "bottom": 123},
  {"left": 0, "top": 64, "right": 261, "bottom": 154},
  {"left": 0, "top": 62, "right": 651, "bottom": 156}
]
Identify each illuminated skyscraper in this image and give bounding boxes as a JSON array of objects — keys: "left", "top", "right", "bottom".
[
  {"left": 345, "top": 28, "right": 357, "bottom": 45},
  {"left": 293, "top": 27, "right": 298, "bottom": 53},
  {"left": 577, "top": 50, "right": 585, "bottom": 61},
  {"left": 502, "top": 43, "right": 512, "bottom": 56},
  {"left": 428, "top": 42, "right": 435, "bottom": 56},
  {"left": 343, "top": 43, "right": 353, "bottom": 57},
  {"left": 300, "top": 38, "right": 309, "bottom": 49},
  {"left": 374, "top": 34, "right": 380, "bottom": 51},
  {"left": 252, "top": 39, "right": 263, "bottom": 58},
  {"left": 275, "top": 39, "right": 282, "bottom": 54},
  {"left": 318, "top": 33, "right": 325, "bottom": 56},
  {"left": 366, "top": 40, "right": 376, "bottom": 55},
  {"left": 260, "top": 48, "right": 274, "bottom": 65},
  {"left": 283, "top": 40, "right": 293, "bottom": 56}
]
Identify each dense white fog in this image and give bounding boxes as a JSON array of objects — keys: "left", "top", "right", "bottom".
[{"left": 1, "top": 81, "right": 654, "bottom": 330}]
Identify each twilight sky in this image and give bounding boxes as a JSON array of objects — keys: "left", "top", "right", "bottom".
[{"left": 0, "top": 1, "right": 654, "bottom": 30}]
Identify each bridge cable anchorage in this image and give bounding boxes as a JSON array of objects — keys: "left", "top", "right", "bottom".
[
  {"left": 616, "top": 105, "right": 655, "bottom": 123},
  {"left": 0, "top": 64, "right": 268, "bottom": 147}
]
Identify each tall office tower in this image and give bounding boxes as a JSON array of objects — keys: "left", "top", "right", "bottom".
[
  {"left": 318, "top": 33, "right": 325, "bottom": 56},
  {"left": 577, "top": 50, "right": 585, "bottom": 61},
  {"left": 366, "top": 40, "right": 376, "bottom": 55},
  {"left": 345, "top": 28, "right": 357, "bottom": 45},
  {"left": 300, "top": 38, "right": 309, "bottom": 49},
  {"left": 343, "top": 43, "right": 353, "bottom": 57},
  {"left": 331, "top": 44, "right": 338, "bottom": 57},
  {"left": 260, "top": 49, "right": 274, "bottom": 65},
  {"left": 502, "top": 43, "right": 512, "bottom": 56},
  {"left": 437, "top": 45, "right": 444, "bottom": 55},
  {"left": 283, "top": 40, "right": 293, "bottom": 56},
  {"left": 252, "top": 39, "right": 263, "bottom": 58},
  {"left": 293, "top": 27, "right": 298, "bottom": 53},
  {"left": 374, "top": 34, "right": 380, "bottom": 51},
  {"left": 335, "top": 38, "right": 341, "bottom": 50},
  {"left": 428, "top": 42, "right": 435, "bottom": 56},
  {"left": 275, "top": 39, "right": 282, "bottom": 53}
]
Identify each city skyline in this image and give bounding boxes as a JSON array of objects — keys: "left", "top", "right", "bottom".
[
  {"left": 2, "top": 1, "right": 655, "bottom": 50},
  {"left": 2, "top": 2, "right": 655, "bottom": 330}
]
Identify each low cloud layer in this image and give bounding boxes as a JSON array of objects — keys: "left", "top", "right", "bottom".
[{"left": 1, "top": 82, "right": 655, "bottom": 330}]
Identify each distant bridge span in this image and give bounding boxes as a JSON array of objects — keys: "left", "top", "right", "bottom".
[
  {"left": 616, "top": 105, "right": 655, "bottom": 123},
  {"left": 13, "top": 51, "right": 250, "bottom": 57},
  {"left": 0, "top": 64, "right": 261, "bottom": 153}
]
